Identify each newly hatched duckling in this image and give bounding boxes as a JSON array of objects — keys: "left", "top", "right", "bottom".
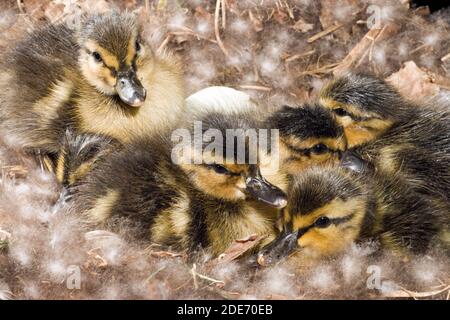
[
  {"left": 0, "top": 11, "right": 184, "bottom": 160},
  {"left": 258, "top": 165, "right": 450, "bottom": 265},
  {"left": 72, "top": 110, "right": 287, "bottom": 256},
  {"left": 320, "top": 73, "right": 450, "bottom": 201},
  {"left": 266, "top": 104, "right": 347, "bottom": 176},
  {"left": 319, "top": 73, "right": 412, "bottom": 148}
]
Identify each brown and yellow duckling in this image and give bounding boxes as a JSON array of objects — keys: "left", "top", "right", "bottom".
[
  {"left": 319, "top": 73, "right": 413, "bottom": 148},
  {"left": 320, "top": 73, "right": 450, "bottom": 201},
  {"left": 0, "top": 11, "right": 184, "bottom": 176},
  {"left": 71, "top": 109, "right": 286, "bottom": 257},
  {"left": 258, "top": 164, "right": 450, "bottom": 265}
]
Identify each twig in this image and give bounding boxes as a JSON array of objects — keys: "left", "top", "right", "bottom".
[
  {"left": 410, "top": 43, "right": 429, "bottom": 55},
  {"left": 16, "top": 0, "right": 35, "bottom": 31},
  {"left": 150, "top": 250, "right": 183, "bottom": 258},
  {"left": 196, "top": 273, "right": 225, "bottom": 286},
  {"left": 239, "top": 85, "right": 272, "bottom": 91},
  {"left": 16, "top": 0, "right": 25, "bottom": 14},
  {"left": 369, "top": 23, "right": 390, "bottom": 62},
  {"left": 145, "top": 266, "right": 166, "bottom": 282},
  {"left": 191, "top": 264, "right": 225, "bottom": 288},
  {"left": 384, "top": 285, "right": 450, "bottom": 299},
  {"left": 333, "top": 23, "right": 399, "bottom": 76},
  {"left": 298, "top": 62, "right": 340, "bottom": 76},
  {"left": 221, "top": 0, "right": 227, "bottom": 30},
  {"left": 169, "top": 31, "right": 217, "bottom": 44},
  {"left": 441, "top": 52, "right": 450, "bottom": 62},
  {"left": 157, "top": 34, "right": 172, "bottom": 53},
  {"left": 285, "top": 49, "right": 316, "bottom": 63},
  {"left": 191, "top": 264, "right": 199, "bottom": 289},
  {"left": 307, "top": 23, "right": 343, "bottom": 43},
  {"left": 215, "top": 0, "right": 229, "bottom": 57}
]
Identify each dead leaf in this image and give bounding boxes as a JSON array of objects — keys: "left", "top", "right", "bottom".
[
  {"left": 208, "top": 234, "right": 265, "bottom": 266},
  {"left": 150, "top": 251, "right": 183, "bottom": 258},
  {"left": 386, "top": 61, "right": 440, "bottom": 100},
  {"left": 236, "top": 234, "right": 258, "bottom": 243}
]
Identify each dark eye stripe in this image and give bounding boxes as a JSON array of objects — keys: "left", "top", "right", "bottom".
[
  {"left": 330, "top": 213, "right": 355, "bottom": 225},
  {"left": 202, "top": 164, "right": 240, "bottom": 176},
  {"left": 286, "top": 143, "right": 337, "bottom": 157},
  {"left": 295, "top": 212, "right": 356, "bottom": 239},
  {"left": 333, "top": 109, "right": 381, "bottom": 122}
]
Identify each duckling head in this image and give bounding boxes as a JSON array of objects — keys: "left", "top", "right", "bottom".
[
  {"left": 173, "top": 111, "right": 287, "bottom": 208},
  {"left": 258, "top": 167, "right": 370, "bottom": 265},
  {"left": 319, "top": 73, "right": 408, "bottom": 147},
  {"left": 77, "top": 12, "right": 147, "bottom": 107},
  {"left": 268, "top": 104, "right": 347, "bottom": 175}
]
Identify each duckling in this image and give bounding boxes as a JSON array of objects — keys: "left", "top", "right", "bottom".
[
  {"left": 71, "top": 109, "right": 287, "bottom": 256},
  {"left": 0, "top": 11, "right": 184, "bottom": 162},
  {"left": 320, "top": 73, "right": 450, "bottom": 201},
  {"left": 266, "top": 104, "right": 347, "bottom": 176},
  {"left": 258, "top": 164, "right": 450, "bottom": 265},
  {"left": 319, "top": 73, "right": 413, "bottom": 148}
]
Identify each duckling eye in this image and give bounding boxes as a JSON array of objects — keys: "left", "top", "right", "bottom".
[
  {"left": 92, "top": 51, "right": 103, "bottom": 63},
  {"left": 333, "top": 108, "right": 349, "bottom": 117},
  {"left": 311, "top": 143, "right": 329, "bottom": 154},
  {"left": 314, "top": 216, "right": 331, "bottom": 228},
  {"left": 209, "top": 164, "right": 229, "bottom": 175},
  {"left": 135, "top": 40, "right": 141, "bottom": 53}
]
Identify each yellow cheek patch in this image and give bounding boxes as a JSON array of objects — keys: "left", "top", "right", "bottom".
[
  {"left": 181, "top": 164, "right": 245, "bottom": 200},
  {"left": 320, "top": 97, "right": 393, "bottom": 148},
  {"left": 126, "top": 34, "right": 137, "bottom": 66},
  {"left": 298, "top": 227, "right": 356, "bottom": 257},
  {"left": 279, "top": 139, "right": 343, "bottom": 175},
  {"left": 85, "top": 40, "right": 119, "bottom": 70},
  {"left": 98, "top": 67, "right": 117, "bottom": 87},
  {"left": 284, "top": 135, "right": 346, "bottom": 152},
  {"left": 344, "top": 118, "right": 392, "bottom": 148},
  {"left": 289, "top": 197, "right": 367, "bottom": 257}
]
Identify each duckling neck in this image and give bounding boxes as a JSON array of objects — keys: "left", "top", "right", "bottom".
[{"left": 200, "top": 197, "right": 275, "bottom": 256}]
